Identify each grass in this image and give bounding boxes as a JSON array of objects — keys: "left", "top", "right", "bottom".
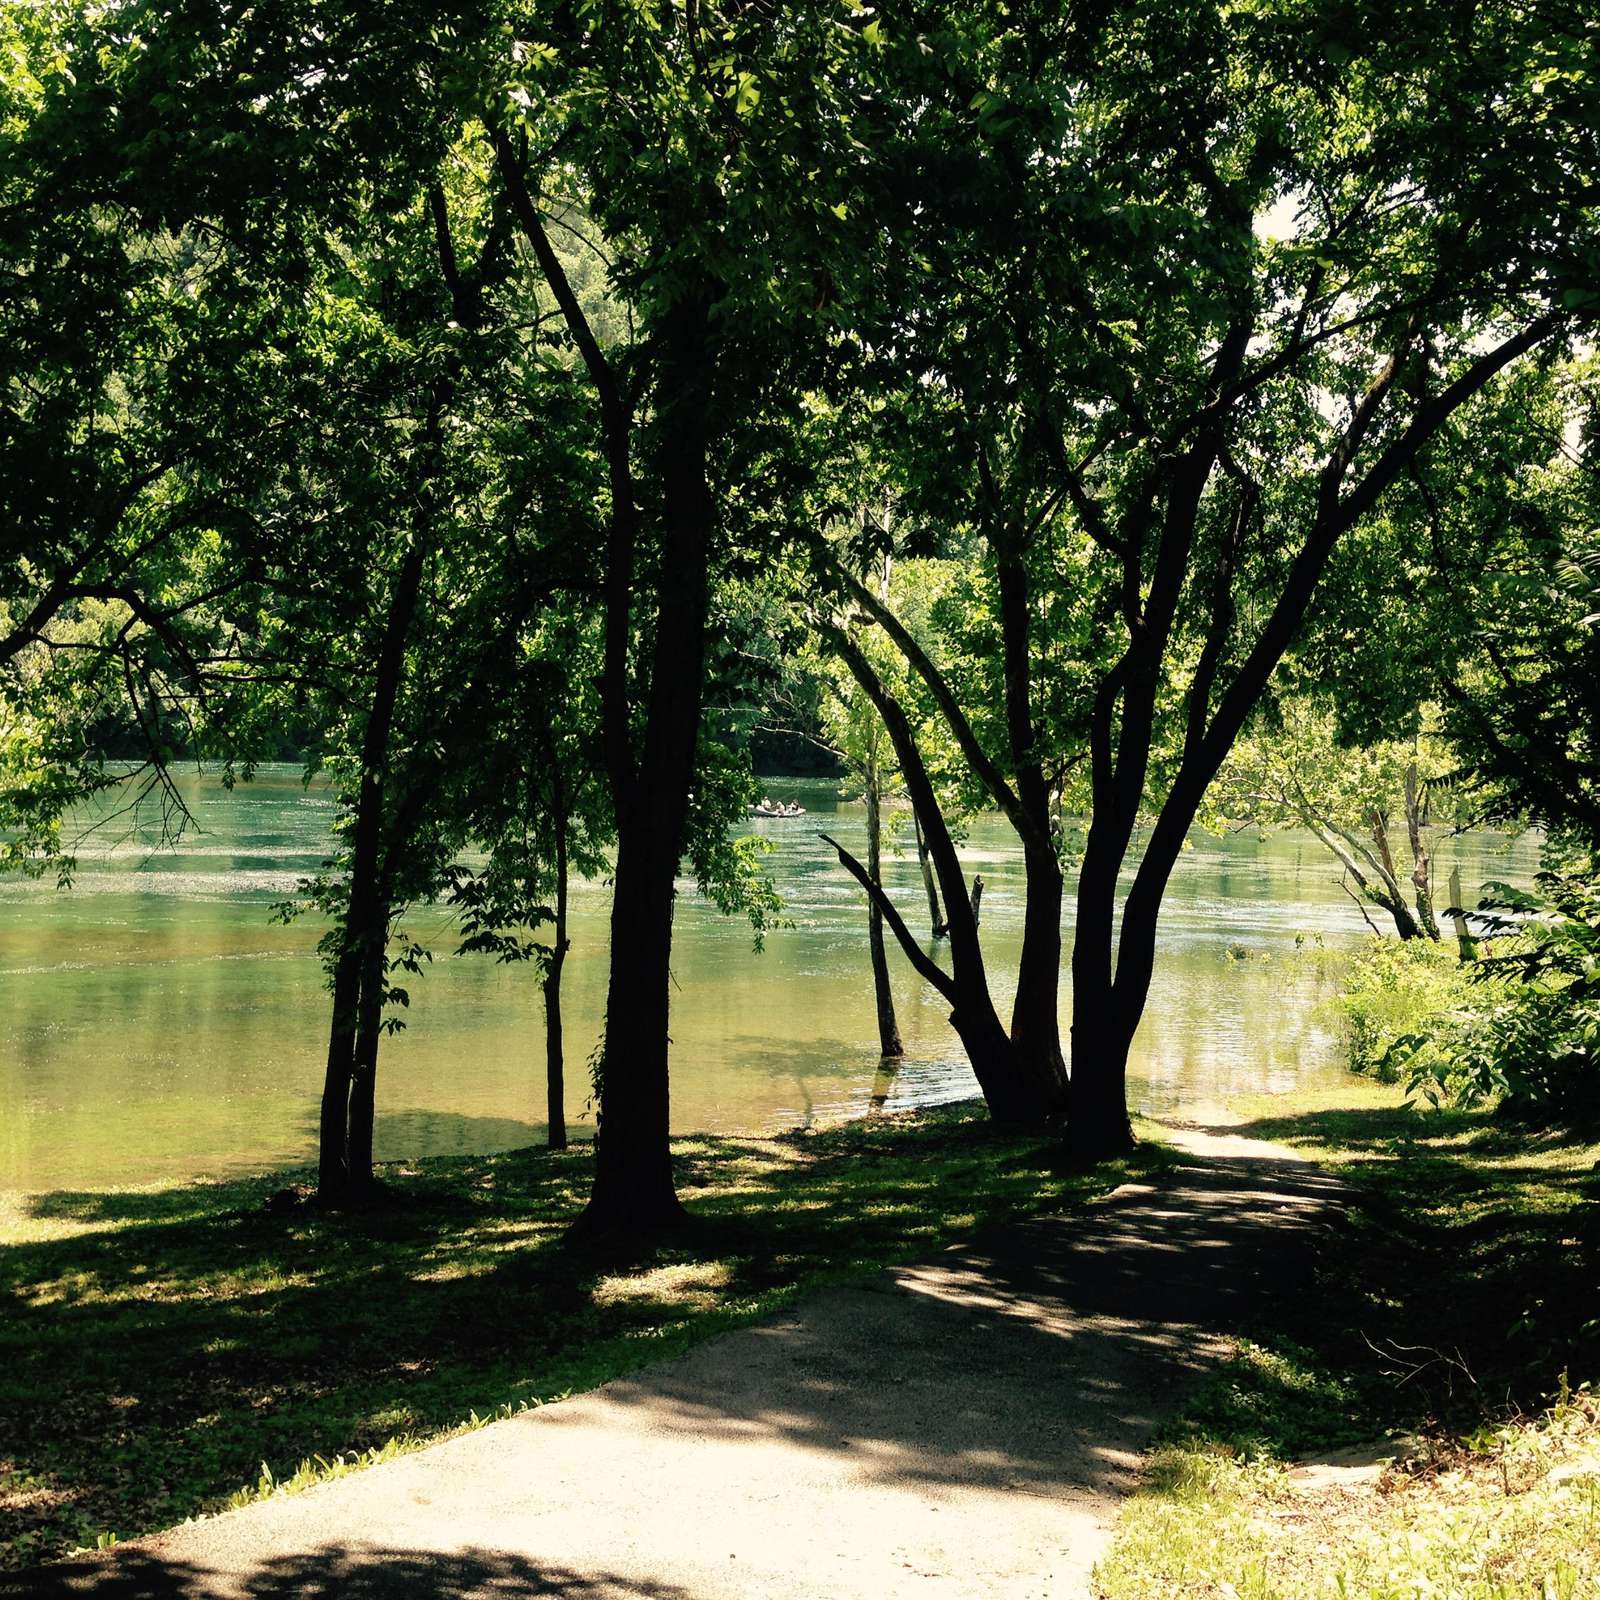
[
  {"left": 0, "top": 1101, "right": 1157, "bottom": 1570},
  {"left": 1095, "top": 1079, "right": 1600, "bottom": 1599}
]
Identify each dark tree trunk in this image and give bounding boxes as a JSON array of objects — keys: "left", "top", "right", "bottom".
[
  {"left": 823, "top": 625, "right": 1056, "bottom": 1121},
  {"left": 1064, "top": 989, "right": 1137, "bottom": 1157},
  {"left": 318, "top": 947, "right": 363, "bottom": 1201},
  {"left": 581, "top": 297, "right": 714, "bottom": 1234},
  {"left": 317, "top": 536, "right": 426, "bottom": 1207},
  {"left": 992, "top": 543, "right": 1065, "bottom": 1111},
  {"left": 545, "top": 807, "right": 569, "bottom": 1150},
  {"left": 1367, "top": 807, "right": 1426, "bottom": 939},
  {"left": 864, "top": 751, "right": 903, "bottom": 1057},
  {"left": 1068, "top": 813, "right": 1137, "bottom": 1156},
  {"left": 345, "top": 913, "right": 389, "bottom": 1196},
  {"left": 1009, "top": 847, "right": 1067, "bottom": 1107},
  {"left": 1381, "top": 893, "right": 1426, "bottom": 941}
]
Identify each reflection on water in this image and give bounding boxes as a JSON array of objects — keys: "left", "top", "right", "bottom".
[{"left": 0, "top": 770, "right": 1538, "bottom": 1192}]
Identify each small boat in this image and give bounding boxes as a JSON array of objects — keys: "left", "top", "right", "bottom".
[{"left": 748, "top": 802, "right": 808, "bottom": 818}]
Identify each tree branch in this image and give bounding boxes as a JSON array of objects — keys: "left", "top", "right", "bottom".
[
  {"left": 820, "top": 557, "right": 1044, "bottom": 851},
  {"left": 818, "top": 832, "right": 958, "bottom": 1004}
]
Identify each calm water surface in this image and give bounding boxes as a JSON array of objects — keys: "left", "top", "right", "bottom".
[{"left": 0, "top": 770, "right": 1537, "bottom": 1192}]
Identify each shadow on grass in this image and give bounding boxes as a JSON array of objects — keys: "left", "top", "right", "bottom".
[
  {"left": 0, "top": 1106, "right": 1153, "bottom": 1570},
  {"left": 5, "top": 1124, "right": 1353, "bottom": 1596},
  {"left": 1190, "top": 1101, "right": 1600, "bottom": 1435},
  {"left": 0, "top": 1544, "right": 693, "bottom": 1599}
]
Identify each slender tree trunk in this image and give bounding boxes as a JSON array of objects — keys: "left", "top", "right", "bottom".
[
  {"left": 582, "top": 297, "right": 714, "bottom": 1234},
  {"left": 317, "top": 536, "right": 427, "bottom": 1207},
  {"left": 992, "top": 544, "right": 1067, "bottom": 1112},
  {"left": 545, "top": 806, "right": 569, "bottom": 1150},
  {"left": 1367, "top": 808, "right": 1425, "bottom": 939},
  {"left": 346, "top": 910, "right": 390, "bottom": 1197},
  {"left": 1447, "top": 864, "right": 1478, "bottom": 960},
  {"left": 913, "top": 810, "right": 944, "bottom": 938},
  {"left": 1404, "top": 762, "right": 1441, "bottom": 940},
  {"left": 864, "top": 746, "right": 903, "bottom": 1058},
  {"left": 318, "top": 949, "right": 363, "bottom": 1198},
  {"left": 823, "top": 624, "right": 1051, "bottom": 1121}
]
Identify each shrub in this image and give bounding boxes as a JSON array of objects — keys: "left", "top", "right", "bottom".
[
  {"left": 1337, "top": 858, "right": 1600, "bottom": 1123},
  {"left": 1338, "top": 937, "right": 1481, "bottom": 1088}
]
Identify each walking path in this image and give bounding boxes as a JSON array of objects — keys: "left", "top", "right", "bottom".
[{"left": 7, "top": 1125, "right": 1346, "bottom": 1600}]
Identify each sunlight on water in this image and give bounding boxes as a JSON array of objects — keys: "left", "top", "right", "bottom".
[{"left": 0, "top": 768, "right": 1538, "bottom": 1192}]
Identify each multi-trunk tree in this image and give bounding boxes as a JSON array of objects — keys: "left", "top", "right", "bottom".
[{"left": 835, "top": 0, "right": 1600, "bottom": 1154}]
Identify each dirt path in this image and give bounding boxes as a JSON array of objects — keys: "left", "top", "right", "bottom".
[{"left": 7, "top": 1126, "right": 1344, "bottom": 1600}]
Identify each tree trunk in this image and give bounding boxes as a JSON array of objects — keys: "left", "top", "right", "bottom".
[
  {"left": 865, "top": 748, "right": 903, "bottom": 1057},
  {"left": 317, "top": 535, "right": 427, "bottom": 1207},
  {"left": 992, "top": 542, "right": 1067, "bottom": 1113},
  {"left": 581, "top": 296, "right": 713, "bottom": 1234},
  {"left": 1068, "top": 817, "right": 1137, "bottom": 1156},
  {"left": 1366, "top": 809, "right": 1425, "bottom": 939},
  {"left": 1063, "top": 978, "right": 1137, "bottom": 1158},
  {"left": 318, "top": 947, "right": 363, "bottom": 1201},
  {"left": 1447, "top": 864, "right": 1478, "bottom": 960},
  {"left": 1009, "top": 846, "right": 1067, "bottom": 1109},
  {"left": 545, "top": 807, "right": 569, "bottom": 1150},
  {"left": 913, "top": 810, "right": 944, "bottom": 938},
  {"left": 346, "top": 912, "right": 389, "bottom": 1197},
  {"left": 1404, "top": 762, "right": 1441, "bottom": 940},
  {"left": 823, "top": 624, "right": 1054, "bottom": 1121}
]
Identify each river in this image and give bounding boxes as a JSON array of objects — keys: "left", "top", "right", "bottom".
[{"left": 0, "top": 769, "right": 1537, "bottom": 1193}]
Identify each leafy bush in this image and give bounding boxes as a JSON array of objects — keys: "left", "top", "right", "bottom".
[
  {"left": 1338, "top": 859, "right": 1600, "bottom": 1123},
  {"left": 1459, "top": 864, "right": 1600, "bottom": 1121},
  {"left": 1338, "top": 937, "right": 1481, "bottom": 1088}
]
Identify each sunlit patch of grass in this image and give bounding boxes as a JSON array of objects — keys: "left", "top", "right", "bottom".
[
  {"left": 1097, "top": 1383, "right": 1600, "bottom": 1600},
  {"left": 592, "top": 1260, "right": 734, "bottom": 1310},
  {"left": 1, "top": 1100, "right": 1153, "bottom": 1569}
]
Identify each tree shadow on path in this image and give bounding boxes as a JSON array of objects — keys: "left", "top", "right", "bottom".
[{"left": 2, "top": 1544, "right": 695, "bottom": 1600}]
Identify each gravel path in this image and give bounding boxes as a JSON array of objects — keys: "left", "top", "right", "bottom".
[{"left": 6, "top": 1126, "right": 1345, "bottom": 1600}]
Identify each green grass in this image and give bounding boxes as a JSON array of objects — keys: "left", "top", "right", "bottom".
[
  {"left": 0, "top": 1102, "right": 1156, "bottom": 1569},
  {"left": 1095, "top": 1080, "right": 1600, "bottom": 1599}
]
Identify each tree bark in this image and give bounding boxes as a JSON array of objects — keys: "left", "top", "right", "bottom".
[
  {"left": 345, "top": 909, "right": 390, "bottom": 1196},
  {"left": 820, "top": 624, "right": 1056, "bottom": 1120},
  {"left": 580, "top": 295, "right": 714, "bottom": 1234},
  {"left": 864, "top": 746, "right": 904, "bottom": 1057},
  {"left": 1404, "top": 762, "right": 1441, "bottom": 940},
  {"left": 545, "top": 803, "right": 569, "bottom": 1150},
  {"left": 317, "top": 535, "right": 427, "bottom": 1207}
]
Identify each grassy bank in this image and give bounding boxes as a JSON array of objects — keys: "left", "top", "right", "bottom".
[
  {"left": 0, "top": 1102, "right": 1153, "bottom": 1570},
  {"left": 1096, "top": 1080, "right": 1600, "bottom": 1599}
]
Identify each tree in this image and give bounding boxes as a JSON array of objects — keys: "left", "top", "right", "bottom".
[
  {"left": 452, "top": 629, "right": 612, "bottom": 1151},
  {"left": 845, "top": 0, "right": 1600, "bottom": 1153},
  {"left": 816, "top": 549, "right": 909, "bottom": 1060},
  {"left": 1218, "top": 700, "right": 1455, "bottom": 940},
  {"left": 486, "top": 2, "right": 884, "bottom": 1230}
]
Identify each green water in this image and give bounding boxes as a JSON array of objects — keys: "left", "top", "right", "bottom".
[{"left": 0, "top": 769, "right": 1537, "bottom": 1193}]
